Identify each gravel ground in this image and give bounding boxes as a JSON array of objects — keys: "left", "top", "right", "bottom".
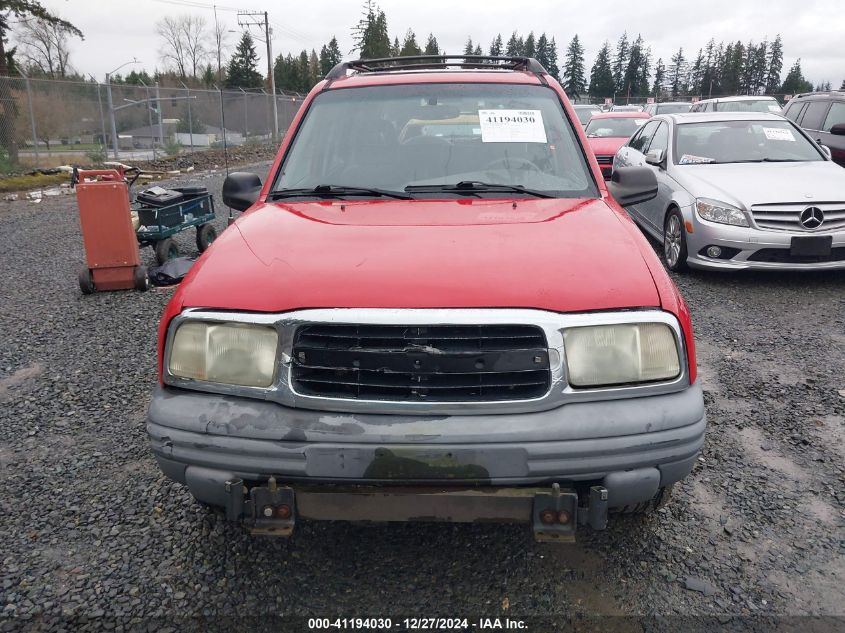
[{"left": 0, "top": 165, "right": 843, "bottom": 632}]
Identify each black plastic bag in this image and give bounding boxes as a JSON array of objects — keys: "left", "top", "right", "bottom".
[{"left": 149, "top": 256, "right": 196, "bottom": 286}]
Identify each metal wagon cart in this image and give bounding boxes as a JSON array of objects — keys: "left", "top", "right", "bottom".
[{"left": 134, "top": 186, "right": 218, "bottom": 264}]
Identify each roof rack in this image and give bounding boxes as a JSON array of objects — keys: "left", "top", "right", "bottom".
[
  {"left": 791, "top": 90, "right": 845, "bottom": 99},
  {"left": 325, "top": 55, "right": 548, "bottom": 81}
]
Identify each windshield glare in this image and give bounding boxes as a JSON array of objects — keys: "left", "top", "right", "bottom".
[
  {"left": 674, "top": 120, "right": 822, "bottom": 165},
  {"left": 585, "top": 117, "right": 647, "bottom": 138},
  {"left": 273, "top": 83, "right": 598, "bottom": 198},
  {"left": 715, "top": 99, "right": 782, "bottom": 113}
]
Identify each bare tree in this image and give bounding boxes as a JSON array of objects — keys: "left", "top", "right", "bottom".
[
  {"left": 15, "top": 16, "right": 81, "bottom": 77},
  {"left": 156, "top": 14, "right": 211, "bottom": 79}
]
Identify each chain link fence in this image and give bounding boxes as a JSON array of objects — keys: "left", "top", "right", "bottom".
[{"left": 0, "top": 76, "right": 304, "bottom": 171}]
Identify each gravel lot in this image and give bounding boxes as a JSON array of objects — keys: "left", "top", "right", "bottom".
[{"left": 0, "top": 165, "right": 843, "bottom": 632}]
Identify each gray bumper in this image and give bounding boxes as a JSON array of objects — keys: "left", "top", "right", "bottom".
[{"left": 147, "top": 384, "right": 706, "bottom": 510}]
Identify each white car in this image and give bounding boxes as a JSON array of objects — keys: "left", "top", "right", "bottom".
[
  {"left": 613, "top": 112, "right": 845, "bottom": 271},
  {"left": 689, "top": 95, "right": 782, "bottom": 114}
]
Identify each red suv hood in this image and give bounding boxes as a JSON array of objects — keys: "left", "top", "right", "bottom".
[
  {"left": 587, "top": 137, "right": 627, "bottom": 157},
  {"left": 179, "top": 198, "right": 659, "bottom": 313}
]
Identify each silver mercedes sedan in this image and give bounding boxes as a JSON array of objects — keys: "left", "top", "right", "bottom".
[{"left": 613, "top": 112, "right": 845, "bottom": 271}]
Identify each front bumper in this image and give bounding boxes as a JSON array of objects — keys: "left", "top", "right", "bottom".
[
  {"left": 685, "top": 214, "right": 845, "bottom": 270},
  {"left": 147, "top": 383, "right": 706, "bottom": 522}
]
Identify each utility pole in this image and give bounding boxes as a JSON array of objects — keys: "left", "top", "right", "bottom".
[{"left": 237, "top": 10, "right": 279, "bottom": 141}]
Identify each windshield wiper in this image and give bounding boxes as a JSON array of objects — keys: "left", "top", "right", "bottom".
[
  {"left": 712, "top": 158, "right": 803, "bottom": 164},
  {"left": 404, "top": 181, "right": 556, "bottom": 198},
  {"left": 269, "top": 184, "right": 412, "bottom": 200}
]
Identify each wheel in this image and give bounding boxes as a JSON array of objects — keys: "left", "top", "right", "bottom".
[
  {"left": 196, "top": 223, "right": 218, "bottom": 252},
  {"left": 613, "top": 485, "right": 673, "bottom": 515},
  {"left": 154, "top": 238, "right": 179, "bottom": 264},
  {"left": 78, "top": 266, "right": 95, "bottom": 294},
  {"left": 663, "top": 208, "right": 689, "bottom": 272},
  {"left": 133, "top": 265, "right": 150, "bottom": 291}
]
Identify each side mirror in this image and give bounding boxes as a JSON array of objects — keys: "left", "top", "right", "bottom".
[
  {"left": 829, "top": 123, "right": 845, "bottom": 136},
  {"left": 222, "top": 172, "right": 262, "bottom": 212},
  {"left": 645, "top": 148, "right": 666, "bottom": 167},
  {"left": 820, "top": 145, "right": 832, "bottom": 160},
  {"left": 607, "top": 166, "right": 658, "bottom": 207}
]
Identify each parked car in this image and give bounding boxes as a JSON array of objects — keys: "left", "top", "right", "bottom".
[
  {"left": 689, "top": 95, "right": 782, "bottom": 114},
  {"left": 611, "top": 104, "right": 644, "bottom": 112},
  {"left": 572, "top": 104, "right": 602, "bottom": 128},
  {"left": 148, "top": 55, "right": 705, "bottom": 541},
  {"left": 585, "top": 111, "right": 651, "bottom": 178},
  {"left": 782, "top": 91, "right": 845, "bottom": 167},
  {"left": 613, "top": 112, "right": 845, "bottom": 271},
  {"left": 643, "top": 102, "right": 692, "bottom": 116}
]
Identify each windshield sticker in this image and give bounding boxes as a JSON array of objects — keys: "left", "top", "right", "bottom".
[
  {"left": 679, "top": 154, "right": 715, "bottom": 165},
  {"left": 763, "top": 127, "right": 795, "bottom": 141},
  {"left": 767, "top": 104, "right": 782, "bottom": 112},
  {"left": 478, "top": 109, "right": 547, "bottom": 143}
]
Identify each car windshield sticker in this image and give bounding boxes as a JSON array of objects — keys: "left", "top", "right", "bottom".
[
  {"left": 767, "top": 104, "right": 782, "bottom": 112},
  {"left": 478, "top": 109, "right": 547, "bottom": 143},
  {"left": 763, "top": 127, "right": 795, "bottom": 141},
  {"left": 679, "top": 154, "right": 715, "bottom": 164}
]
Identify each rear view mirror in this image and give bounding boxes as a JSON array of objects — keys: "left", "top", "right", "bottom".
[
  {"left": 222, "top": 172, "right": 262, "bottom": 212},
  {"left": 645, "top": 148, "right": 666, "bottom": 166},
  {"left": 829, "top": 123, "right": 845, "bottom": 136},
  {"left": 607, "top": 167, "right": 658, "bottom": 207}
]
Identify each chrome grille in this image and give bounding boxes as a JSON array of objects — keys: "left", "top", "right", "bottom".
[
  {"left": 751, "top": 202, "right": 845, "bottom": 232},
  {"left": 291, "top": 324, "right": 551, "bottom": 402}
]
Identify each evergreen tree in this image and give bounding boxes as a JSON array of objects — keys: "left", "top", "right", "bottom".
[
  {"left": 391, "top": 36, "right": 400, "bottom": 57},
  {"left": 176, "top": 103, "right": 205, "bottom": 134},
  {"left": 201, "top": 63, "right": 214, "bottom": 88},
  {"left": 225, "top": 32, "right": 262, "bottom": 88},
  {"left": 298, "top": 50, "right": 310, "bottom": 92},
  {"left": 588, "top": 41, "right": 615, "bottom": 99},
  {"left": 400, "top": 29, "right": 421, "bottom": 57},
  {"left": 353, "top": 5, "right": 390, "bottom": 58},
  {"left": 546, "top": 37, "right": 560, "bottom": 80},
  {"left": 652, "top": 57, "right": 666, "bottom": 97},
  {"left": 474, "top": 44, "right": 482, "bottom": 56},
  {"left": 505, "top": 31, "right": 523, "bottom": 56},
  {"left": 622, "top": 34, "right": 648, "bottom": 98},
  {"left": 463, "top": 37, "right": 475, "bottom": 56},
  {"left": 524, "top": 32, "right": 536, "bottom": 59},
  {"left": 308, "top": 49, "right": 320, "bottom": 87},
  {"left": 638, "top": 46, "right": 652, "bottom": 96},
  {"left": 719, "top": 42, "right": 745, "bottom": 95},
  {"left": 562, "top": 34, "right": 586, "bottom": 98},
  {"left": 688, "top": 48, "right": 705, "bottom": 97},
  {"left": 612, "top": 32, "right": 630, "bottom": 94},
  {"left": 667, "top": 47, "right": 687, "bottom": 98},
  {"left": 535, "top": 33, "right": 550, "bottom": 71},
  {"left": 840, "top": 78, "right": 845, "bottom": 90},
  {"left": 780, "top": 59, "right": 813, "bottom": 94},
  {"left": 700, "top": 39, "right": 718, "bottom": 97},
  {"left": 424, "top": 33, "right": 440, "bottom": 56},
  {"left": 765, "top": 34, "right": 783, "bottom": 95},
  {"left": 489, "top": 33, "right": 503, "bottom": 57}
]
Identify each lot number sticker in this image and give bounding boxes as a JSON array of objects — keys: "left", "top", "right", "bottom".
[
  {"left": 763, "top": 127, "right": 795, "bottom": 142},
  {"left": 478, "top": 110, "right": 547, "bottom": 143}
]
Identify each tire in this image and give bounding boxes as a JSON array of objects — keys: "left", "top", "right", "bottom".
[
  {"left": 196, "top": 223, "right": 218, "bottom": 252},
  {"left": 78, "top": 266, "right": 95, "bottom": 294},
  {"left": 663, "top": 208, "right": 689, "bottom": 272},
  {"left": 613, "top": 485, "right": 673, "bottom": 515},
  {"left": 154, "top": 238, "right": 178, "bottom": 264},
  {"left": 133, "top": 265, "right": 150, "bottom": 291}
]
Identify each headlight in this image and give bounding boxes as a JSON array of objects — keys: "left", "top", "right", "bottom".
[
  {"left": 168, "top": 321, "right": 278, "bottom": 387},
  {"left": 695, "top": 198, "right": 749, "bottom": 226},
  {"left": 563, "top": 323, "right": 681, "bottom": 388}
]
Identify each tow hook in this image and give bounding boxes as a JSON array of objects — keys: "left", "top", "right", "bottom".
[
  {"left": 226, "top": 476, "right": 296, "bottom": 536},
  {"left": 532, "top": 483, "right": 579, "bottom": 542}
]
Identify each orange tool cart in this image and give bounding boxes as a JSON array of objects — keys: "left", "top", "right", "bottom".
[{"left": 74, "top": 167, "right": 150, "bottom": 294}]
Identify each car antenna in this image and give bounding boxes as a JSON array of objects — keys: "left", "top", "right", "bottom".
[{"left": 213, "top": 4, "right": 233, "bottom": 226}]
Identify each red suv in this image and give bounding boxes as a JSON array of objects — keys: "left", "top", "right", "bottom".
[
  {"left": 585, "top": 111, "right": 651, "bottom": 179},
  {"left": 148, "top": 56, "right": 705, "bottom": 541}
]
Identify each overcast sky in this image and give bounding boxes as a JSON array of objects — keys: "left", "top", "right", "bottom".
[{"left": 37, "top": 0, "right": 845, "bottom": 86}]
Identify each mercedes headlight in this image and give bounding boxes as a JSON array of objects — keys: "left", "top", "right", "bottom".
[
  {"left": 168, "top": 321, "right": 278, "bottom": 387},
  {"left": 563, "top": 323, "right": 681, "bottom": 388},
  {"left": 695, "top": 198, "right": 749, "bottom": 227}
]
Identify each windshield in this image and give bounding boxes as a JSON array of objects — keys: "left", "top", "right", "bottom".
[
  {"left": 655, "top": 104, "right": 691, "bottom": 114},
  {"left": 715, "top": 99, "right": 782, "bottom": 113},
  {"left": 574, "top": 107, "right": 601, "bottom": 124},
  {"left": 585, "top": 117, "right": 647, "bottom": 138},
  {"left": 674, "top": 120, "right": 823, "bottom": 165},
  {"left": 272, "top": 83, "right": 597, "bottom": 198}
]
